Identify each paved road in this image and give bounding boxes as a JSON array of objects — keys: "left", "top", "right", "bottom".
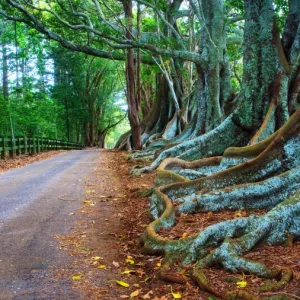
[{"left": 0, "top": 149, "right": 99, "bottom": 300}]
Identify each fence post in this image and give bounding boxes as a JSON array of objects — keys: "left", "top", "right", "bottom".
[
  {"left": 37, "top": 137, "right": 40, "bottom": 153},
  {"left": 23, "top": 136, "right": 27, "bottom": 154},
  {"left": 16, "top": 137, "right": 21, "bottom": 156},
  {"left": 0, "top": 136, "right": 6, "bottom": 159},
  {"left": 32, "top": 137, "right": 36, "bottom": 154},
  {"left": 9, "top": 136, "right": 15, "bottom": 158}
]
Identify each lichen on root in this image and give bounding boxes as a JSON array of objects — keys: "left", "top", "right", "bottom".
[
  {"left": 131, "top": 114, "right": 252, "bottom": 175},
  {"left": 140, "top": 108, "right": 300, "bottom": 297}
]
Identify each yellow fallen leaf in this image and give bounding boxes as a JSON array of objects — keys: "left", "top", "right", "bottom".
[
  {"left": 92, "top": 256, "right": 103, "bottom": 260},
  {"left": 156, "top": 262, "right": 161, "bottom": 267},
  {"left": 180, "top": 232, "right": 188, "bottom": 239},
  {"left": 234, "top": 210, "right": 243, "bottom": 218},
  {"left": 130, "top": 289, "right": 140, "bottom": 297},
  {"left": 116, "top": 280, "right": 130, "bottom": 287},
  {"left": 171, "top": 287, "right": 182, "bottom": 299},
  {"left": 236, "top": 280, "right": 247, "bottom": 288},
  {"left": 72, "top": 275, "right": 81, "bottom": 280},
  {"left": 98, "top": 265, "right": 106, "bottom": 269},
  {"left": 86, "top": 190, "right": 95, "bottom": 194},
  {"left": 82, "top": 200, "right": 93, "bottom": 204},
  {"left": 122, "top": 270, "right": 136, "bottom": 275},
  {"left": 125, "top": 259, "right": 135, "bottom": 265}
]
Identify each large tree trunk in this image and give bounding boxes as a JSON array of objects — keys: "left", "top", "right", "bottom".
[
  {"left": 123, "top": 0, "right": 142, "bottom": 150},
  {"left": 138, "top": 0, "right": 300, "bottom": 296},
  {"left": 132, "top": 0, "right": 297, "bottom": 175}
]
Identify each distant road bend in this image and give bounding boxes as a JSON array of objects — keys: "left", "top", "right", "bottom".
[{"left": 0, "top": 149, "right": 99, "bottom": 300}]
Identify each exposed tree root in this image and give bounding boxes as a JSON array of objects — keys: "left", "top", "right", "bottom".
[
  {"left": 249, "top": 100, "right": 276, "bottom": 145},
  {"left": 140, "top": 109, "right": 300, "bottom": 297},
  {"left": 155, "top": 130, "right": 279, "bottom": 183},
  {"left": 132, "top": 114, "right": 252, "bottom": 174}
]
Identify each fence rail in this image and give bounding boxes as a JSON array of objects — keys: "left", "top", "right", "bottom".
[{"left": 0, "top": 136, "right": 83, "bottom": 159}]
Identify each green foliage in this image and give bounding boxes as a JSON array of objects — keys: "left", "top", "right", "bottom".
[{"left": 142, "top": 17, "right": 157, "bottom": 32}]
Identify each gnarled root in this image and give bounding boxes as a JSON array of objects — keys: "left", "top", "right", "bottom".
[
  {"left": 143, "top": 189, "right": 299, "bottom": 297},
  {"left": 155, "top": 130, "right": 278, "bottom": 182},
  {"left": 131, "top": 114, "right": 252, "bottom": 175},
  {"left": 140, "top": 109, "right": 300, "bottom": 297}
]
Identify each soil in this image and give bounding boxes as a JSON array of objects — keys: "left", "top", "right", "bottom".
[{"left": 44, "top": 150, "right": 300, "bottom": 299}]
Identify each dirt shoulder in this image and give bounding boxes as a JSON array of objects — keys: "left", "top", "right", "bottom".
[
  {"left": 53, "top": 149, "right": 209, "bottom": 300},
  {"left": 0, "top": 150, "right": 68, "bottom": 173},
  {"left": 53, "top": 150, "right": 300, "bottom": 299}
]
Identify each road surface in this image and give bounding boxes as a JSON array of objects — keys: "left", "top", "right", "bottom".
[{"left": 0, "top": 149, "right": 99, "bottom": 300}]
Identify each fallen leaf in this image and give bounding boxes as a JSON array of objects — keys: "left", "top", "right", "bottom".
[
  {"left": 116, "top": 280, "right": 130, "bottom": 288},
  {"left": 82, "top": 200, "right": 93, "bottom": 204},
  {"left": 125, "top": 259, "right": 135, "bottom": 265},
  {"left": 142, "top": 290, "right": 153, "bottom": 299},
  {"left": 171, "top": 287, "right": 182, "bottom": 299},
  {"left": 113, "top": 261, "right": 120, "bottom": 268},
  {"left": 122, "top": 270, "right": 136, "bottom": 275},
  {"left": 80, "top": 247, "right": 90, "bottom": 251},
  {"left": 98, "top": 265, "right": 106, "bottom": 269},
  {"left": 69, "top": 212, "right": 75, "bottom": 216},
  {"left": 234, "top": 210, "right": 243, "bottom": 218},
  {"left": 120, "top": 296, "right": 129, "bottom": 299},
  {"left": 144, "top": 277, "right": 151, "bottom": 283},
  {"left": 86, "top": 190, "right": 95, "bottom": 194},
  {"left": 156, "top": 262, "right": 161, "bottom": 267},
  {"left": 72, "top": 275, "right": 81, "bottom": 280},
  {"left": 92, "top": 256, "right": 103, "bottom": 260},
  {"left": 130, "top": 289, "right": 140, "bottom": 297},
  {"left": 236, "top": 280, "right": 247, "bottom": 288},
  {"left": 180, "top": 232, "right": 188, "bottom": 239}
]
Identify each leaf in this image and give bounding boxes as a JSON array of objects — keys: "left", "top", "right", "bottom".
[
  {"left": 236, "top": 280, "right": 247, "bottom": 288},
  {"left": 92, "top": 256, "right": 103, "bottom": 260},
  {"left": 125, "top": 259, "right": 135, "bottom": 265},
  {"left": 86, "top": 190, "right": 95, "bottom": 194},
  {"left": 120, "top": 296, "right": 130, "bottom": 299},
  {"left": 113, "top": 261, "right": 120, "bottom": 268},
  {"left": 180, "top": 232, "right": 188, "bottom": 239},
  {"left": 72, "top": 275, "right": 81, "bottom": 280},
  {"left": 130, "top": 289, "right": 140, "bottom": 297},
  {"left": 144, "top": 277, "right": 151, "bottom": 283},
  {"left": 116, "top": 280, "right": 130, "bottom": 288},
  {"left": 234, "top": 210, "right": 243, "bottom": 218},
  {"left": 98, "top": 265, "right": 106, "bottom": 269},
  {"left": 82, "top": 200, "right": 93, "bottom": 204},
  {"left": 171, "top": 287, "right": 182, "bottom": 299},
  {"left": 156, "top": 262, "right": 161, "bottom": 267},
  {"left": 69, "top": 212, "right": 75, "bottom": 215},
  {"left": 142, "top": 290, "right": 153, "bottom": 299},
  {"left": 80, "top": 247, "right": 90, "bottom": 251},
  {"left": 122, "top": 270, "right": 136, "bottom": 275}
]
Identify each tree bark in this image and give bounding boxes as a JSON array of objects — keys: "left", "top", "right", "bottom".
[{"left": 123, "top": 0, "right": 142, "bottom": 150}]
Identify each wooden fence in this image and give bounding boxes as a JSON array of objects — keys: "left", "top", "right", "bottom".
[{"left": 0, "top": 136, "right": 83, "bottom": 159}]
